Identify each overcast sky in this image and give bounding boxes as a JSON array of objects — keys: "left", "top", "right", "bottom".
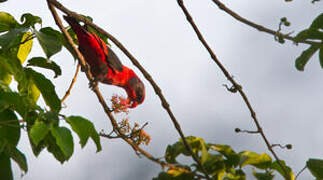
[{"left": 2, "top": 0, "right": 323, "bottom": 179}]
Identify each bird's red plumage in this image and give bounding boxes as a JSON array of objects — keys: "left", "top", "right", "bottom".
[{"left": 63, "top": 16, "right": 145, "bottom": 108}]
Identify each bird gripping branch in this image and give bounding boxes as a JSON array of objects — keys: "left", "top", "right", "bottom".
[{"left": 63, "top": 16, "right": 145, "bottom": 108}]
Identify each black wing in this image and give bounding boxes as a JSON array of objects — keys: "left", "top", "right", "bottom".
[
  {"left": 106, "top": 45, "right": 123, "bottom": 72},
  {"left": 92, "top": 35, "right": 123, "bottom": 72}
]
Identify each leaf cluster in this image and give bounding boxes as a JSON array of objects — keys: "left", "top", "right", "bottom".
[
  {"left": 0, "top": 11, "right": 102, "bottom": 179},
  {"left": 154, "top": 136, "right": 293, "bottom": 180}
]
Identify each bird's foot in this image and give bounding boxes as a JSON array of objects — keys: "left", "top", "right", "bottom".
[
  {"left": 81, "top": 64, "right": 89, "bottom": 72},
  {"left": 89, "top": 78, "right": 99, "bottom": 90}
]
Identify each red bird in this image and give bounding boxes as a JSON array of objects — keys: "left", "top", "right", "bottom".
[{"left": 63, "top": 16, "right": 145, "bottom": 108}]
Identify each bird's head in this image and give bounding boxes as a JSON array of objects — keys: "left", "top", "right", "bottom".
[{"left": 124, "top": 74, "right": 145, "bottom": 108}]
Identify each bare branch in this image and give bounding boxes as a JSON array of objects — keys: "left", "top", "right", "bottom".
[
  {"left": 176, "top": 0, "right": 289, "bottom": 178},
  {"left": 211, "top": 0, "right": 320, "bottom": 46},
  {"left": 61, "top": 63, "right": 80, "bottom": 103}
]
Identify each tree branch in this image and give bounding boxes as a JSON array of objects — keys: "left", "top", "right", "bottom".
[
  {"left": 211, "top": 0, "right": 320, "bottom": 46},
  {"left": 61, "top": 63, "right": 80, "bottom": 103},
  {"left": 48, "top": 0, "right": 210, "bottom": 178},
  {"left": 176, "top": 0, "right": 290, "bottom": 178}
]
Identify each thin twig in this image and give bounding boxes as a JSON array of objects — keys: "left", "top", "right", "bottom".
[
  {"left": 211, "top": 0, "right": 320, "bottom": 46},
  {"left": 295, "top": 166, "right": 306, "bottom": 180},
  {"left": 47, "top": 1, "right": 204, "bottom": 179},
  {"left": 61, "top": 63, "right": 80, "bottom": 102},
  {"left": 99, "top": 133, "right": 119, "bottom": 139},
  {"left": 48, "top": 0, "right": 210, "bottom": 178},
  {"left": 176, "top": 0, "right": 289, "bottom": 178}
]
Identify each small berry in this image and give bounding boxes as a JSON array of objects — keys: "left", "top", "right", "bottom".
[
  {"left": 284, "top": 21, "right": 291, "bottom": 26},
  {"left": 281, "top": 17, "right": 287, "bottom": 22}
]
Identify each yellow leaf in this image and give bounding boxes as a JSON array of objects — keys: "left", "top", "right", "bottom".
[
  {"left": 167, "top": 169, "right": 182, "bottom": 177},
  {"left": 28, "top": 82, "right": 40, "bottom": 103},
  {"left": 17, "top": 32, "right": 33, "bottom": 64}
]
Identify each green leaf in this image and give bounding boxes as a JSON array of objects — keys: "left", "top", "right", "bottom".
[
  {"left": 184, "top": 136, "right": 205, "bottom": 154},
  {"left": 319, "top": 46, "right": 323, "bottom": 69},
  {"left": 17, "top": 71, "right": 40, "bottom": 104},
  {"left": 165, "top": 141, "right": 187, "bottom": 164},
  {"left": 0, "top": 51, "right": 24, "bottom": 77},
  {"left": 30, "top": 121, "right": 49, "bottom": 146},
  {"left": 0, "top": 81, "right": 12, "bottom": 92},
  {"left": 45, "top": 133, "right": 66, "bottom": 163},
  {"left": 224, "top": 169, "right": 246, "bottom": 180},
  {"left": 211, "top": 144, "right": 240, "bottom": 167},
  {"left": 295, "top": 45, "right": 320, "bottom": 71},
  {"left": 0, "top": 59, "right": 12, "bottom": 84},
  {"left": 165, "top": 136, "right": 209, "bottom": 164},
  {"left": 0, "top": 92, "right": 26, "bottom": 115},
  {"left": 294, "top": 29, "right": 323, "bottom": 43},
  {"left": 25, "top": 68, "right": 61, "bottom": 113},
  {"left": 239, "top": 151, "right": 272, "bottom": 169},
  {"left": 4, "top": 146, "right": 27, "bottom": 172},
  {"left": 0, "top": 70, "right": 12, "bottom": 85},
  {"left": 153, "top": 170, "right": 194, "bottom": 180},
  {"left": 66, "top": 116, "right": 102, "bottom": 152},
  {"left": 60, "top": 31, "right": 78, "bottom": 60},
  {"left": 271, "top": 160, "right": 294, "bottom": 180},
  {"left": 25, "top": 111, "right": 46, "bottom": 157},
  {"left": 252, "top": 169, "right": 274, "bottom": 180},
  {"left": 203, "top": 153, "right": 225, "bottom": 176},
  {"left": 0, "top": 109, "right": 20, "bottom": 146},
  {"left": 50, "top": 126, "right": 74, "bottom": 160},
  {"left": 27, "top": 57, "right": 62, "bottom": 78},
  {"left": 0, "top": 12, "right": 19, "bottom": 32},
  {"left": 0, "top": 153, "right": 13, "bottom": 180},
  {"left": 0, "top": 27, "right": 28, "bottom": 50},
  {"left": 43, "top": 112, "right": 59, "bottom": 125},
  {"left": 17, "top": 32, "right": 33, "bottom": 64},
  {"left": 307, "top": 159, "right": 323, "bottom": 179},
  {"left": 35, "top": 27, "right": 62, "bottom": 58},
  {"left": 310, "top": 13, "right": 323, "bottom": 30},
  {"left": 20, "top": 13, "right": 42, "bottom": 28}
]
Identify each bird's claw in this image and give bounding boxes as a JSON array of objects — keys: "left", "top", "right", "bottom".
[
  {"left": 81, "top": 64, "right": 89, "bottom": 72},
  {"left": 89, "top": 78, "right": 98, "bottom": 90}
]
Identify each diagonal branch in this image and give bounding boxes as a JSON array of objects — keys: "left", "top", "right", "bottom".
[
  {"left": 61, "top": 63, "right": 80, "bottom": 103},
  {"left": 211, "top": 0, "right": 320, "bottom": 46},
  {"left": 47, "top": 0, "right": 208, "bottom": 178},
  {"left": 48, "top": 0, "right": 210, "bottom": 178},
  {"left": 176, "top": 0, "right": 290, "bottom": 178}
]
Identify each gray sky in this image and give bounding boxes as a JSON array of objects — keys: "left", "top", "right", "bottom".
[{"left": 2, "top": 0, "right": 323, "bottom": 179}]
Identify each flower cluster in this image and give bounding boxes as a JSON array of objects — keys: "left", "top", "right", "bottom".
[
  {"left": 111, "top": 94, "right": 129, "bottom": 114},
  {"left": 131, "top": 123, "right": 151, "bottom": 146},
  {"left": 110, "top": 94, "right": 150, "bottom": 146}
]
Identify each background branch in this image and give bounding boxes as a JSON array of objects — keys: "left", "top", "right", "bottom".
[
  {"left": 177, "top": 0, "right": 289, "bottom": 178},
  {"left": 211, "top": 0, "right": 320, "bottom": 46}
]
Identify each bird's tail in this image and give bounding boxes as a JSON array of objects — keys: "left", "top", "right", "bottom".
[{"left": 63, "top": 15, "right": 88, "bottom": 38}]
